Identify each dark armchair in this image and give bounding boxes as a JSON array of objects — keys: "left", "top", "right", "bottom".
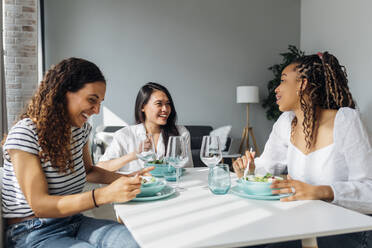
[
  {"left": 184, "top": 125, "right": 213, "bottom": 167},
  {"left": 184, "top": 125, "right": 231, "bottom": 167}
]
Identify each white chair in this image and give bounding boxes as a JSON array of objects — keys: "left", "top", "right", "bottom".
[{"left": 91, "top": 126, "right": 124, "bottom": 163}]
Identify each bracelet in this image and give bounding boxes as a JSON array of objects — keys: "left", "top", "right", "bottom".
[{"left": 92, "top": 189, "right": 99, "bottom": 208}]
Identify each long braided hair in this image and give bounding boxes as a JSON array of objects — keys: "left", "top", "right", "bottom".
[
  {"left": 290, "top": 52, "right": 355, "bottom": 150},
  {"left": 21, "top": 58, "right": 105, "bottom": 172}
]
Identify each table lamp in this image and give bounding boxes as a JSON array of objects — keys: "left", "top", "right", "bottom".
[{"left": 236, "top": 86, "right": 259, "bottom": 155}]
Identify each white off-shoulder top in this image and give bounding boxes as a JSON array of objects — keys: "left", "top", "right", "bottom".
[{"left": 255, "top": 107, "right": 372, "bottom": 214}]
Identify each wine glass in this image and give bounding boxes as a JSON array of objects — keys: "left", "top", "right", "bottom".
[
  {"left": 200, "top": 136, "right": 222, "bottom": 167},
  {"left": 164, "top": 136, "right": 189, "bottom": 191},
  {"left": 136, "top": 133, "right": 156, "bottom": 163},
  {"left": 200, "top": 136, "right": 223, "bottom": 188}
]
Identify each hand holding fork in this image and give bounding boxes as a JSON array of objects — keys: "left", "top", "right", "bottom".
[{"left": 233, "top": 147, "right": 256, "bottom": 178}]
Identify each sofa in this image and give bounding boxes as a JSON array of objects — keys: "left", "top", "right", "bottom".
[
  {"left": 184, "top": 125, "right": 213, "bottom": 167},
  {"left": 92, "top": 125, "right": 231, "bottom": 167}
]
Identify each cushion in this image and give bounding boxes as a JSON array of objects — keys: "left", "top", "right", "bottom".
[{"left": 209, "top": 125, "right": 232, "bottom": 151}]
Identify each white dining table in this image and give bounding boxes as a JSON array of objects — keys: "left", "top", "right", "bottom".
[{"left": 114, "top": 168, "right": 372, "bottom": 248}]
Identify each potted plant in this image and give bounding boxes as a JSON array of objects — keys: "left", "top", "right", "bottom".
[{"left": 262, "top": 45, "right": 305, "bottom": 121}]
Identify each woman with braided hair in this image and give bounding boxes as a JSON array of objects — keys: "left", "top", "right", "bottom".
[
  {"left": 233, "top": 52, "right": 372, "bottom": 247},
  {"left": 2, "top": 58, "right": 153, "bottom": 247}
]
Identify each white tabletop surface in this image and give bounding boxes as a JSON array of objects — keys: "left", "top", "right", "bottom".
[{"left": 114, "top": 168, "right": 372, "bottom": 248}]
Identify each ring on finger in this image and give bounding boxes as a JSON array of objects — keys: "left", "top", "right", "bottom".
[{"left": 290, "top": 186, "right": 296, "bottom": 194}]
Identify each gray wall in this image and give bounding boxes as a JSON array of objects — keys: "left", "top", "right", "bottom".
[
  {"left": 301, "top": 0, "right": 372, "bottom": 137},
  {"left": 44, "top": 0, "right": 301, "bottom": 151}
]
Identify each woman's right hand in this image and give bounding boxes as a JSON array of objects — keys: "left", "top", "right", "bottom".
[
  {"left": 101, "top": 175, "right": 142, "bottom": 204},
  {"left": 232, "top": 150, "right": 256, "bottom": 178}
]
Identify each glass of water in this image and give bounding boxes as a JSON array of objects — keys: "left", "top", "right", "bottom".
[
  {"left": 136, "top": 133, "right": 156, "bottom": 163},
  {"left": 208, "top": 164, "right": 231, "bottom": 195}
]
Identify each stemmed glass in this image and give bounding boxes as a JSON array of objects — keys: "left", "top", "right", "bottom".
[
  {"left": 164, "top": 136, "right": 189, "bottom": 191},
  {"left": 200, "top": 136, "right": 222, "bottom": 168},
  {"left": 136, "top": 133, "right": 156, "bottom": 163},
  {"left": 200, "top": 136, "right": 223, "bottom": 189}
]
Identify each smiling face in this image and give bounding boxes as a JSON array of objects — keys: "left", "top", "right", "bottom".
[
  {"left": 65, "top": 81, "right": 106, "bottom": 127},
  {"left": 142, "top": 90, "right": 171, "bottom": 126},
  {"left": 275, "top": 64, "right": 302, "bottom": 112}
]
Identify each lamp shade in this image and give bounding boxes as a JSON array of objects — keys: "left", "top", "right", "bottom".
[{"left": 236, "top": 86, "right": 259, "bottom": 103}]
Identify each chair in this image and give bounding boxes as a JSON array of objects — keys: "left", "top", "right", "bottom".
[
  {"left": 184, "top": 125, "right": 213, "bottom": 167},
  {"left": 91, "top": 126, "right": 124, "bottom": 163},
  {"left": 184, "top": 125, "right": 232, "bottom": 167}
]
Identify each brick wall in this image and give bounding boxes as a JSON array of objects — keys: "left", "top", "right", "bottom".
[{"left": 3, "top": 0, "right": 38, "bottom": 127}]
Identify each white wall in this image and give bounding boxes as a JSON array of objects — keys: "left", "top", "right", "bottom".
[
  {"left": 301, "top": 0, "right": 372, "bottom": 136},
  {"left": 44, "top": 0, "right": 301, "bottom": 150}
]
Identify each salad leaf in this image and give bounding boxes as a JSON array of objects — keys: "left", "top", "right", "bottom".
[
  {"left": 263, "top": 173, "right": 273, "bottom": 178},
  {"left": 141, "top": 176, "right": 156, "bottom": 184},
  {"left": 244, "top": 173, "right": 280, "bottom": 182},
  {"left": 148, "top": 159, "right": 164, "bottom": 164}
]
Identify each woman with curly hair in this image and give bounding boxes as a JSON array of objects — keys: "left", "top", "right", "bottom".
[
  {"left": 233, "top": 52, "right": 372, "bottom": 248},
  {"left": 2, "top": 57, "right": 152, "bottom": 247}
]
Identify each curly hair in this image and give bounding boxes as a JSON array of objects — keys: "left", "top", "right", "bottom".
[
  {"left": 19, "top": 58, "right": 105, "bottom": 172},
  {"left": 290, "top": 52, "right": 355, "bottom": 150}
]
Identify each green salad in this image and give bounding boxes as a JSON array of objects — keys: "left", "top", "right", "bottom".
[
  {"left": 243, "top": 173, "right": 281, "bottom": 182},
  {"left": 141, "top": 176, "right": 156, "bottom": 184},
  {"left": 147, "top": 159, "right": 165, "bottom": 164}
]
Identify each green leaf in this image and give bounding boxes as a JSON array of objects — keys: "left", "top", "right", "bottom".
[{"left": 262, "top": 45, "right": 305, "bottom": 121}]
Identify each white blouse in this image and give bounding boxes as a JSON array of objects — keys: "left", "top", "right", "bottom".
[
  {"left": 255, "top": 107, "right": 372, "bottom": 214},
  {"left": 99, "top": 124, "right": 194, "bottom": 173}
]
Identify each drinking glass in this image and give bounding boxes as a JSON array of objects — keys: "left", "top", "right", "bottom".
[
  {"left": 136, "top": 133, "right": 156, "bottom": 163},
  {"left": 208, "top": 164, "right": 231, "bottom": 195},
  {"left": 162, "top": 165, "right": 178, "bottom": 182},
  {"left": 200, "top": 136, "right": 222, "bottom": 168},
  {"left": 164, "top": 136, "right": 188, "bottom": 190}
]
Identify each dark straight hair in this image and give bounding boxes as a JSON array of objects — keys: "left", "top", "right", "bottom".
[{"left": 134, "top": 82, "right": 179, "bottom": 152}]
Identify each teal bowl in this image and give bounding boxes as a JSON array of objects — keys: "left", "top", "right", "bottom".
[
  {"left": 138, "top": 181, "right": 166, "bottom": 197},
  {"left": 141, "top": 179, "right": 159, "bottom": 187},
  {"left": 238, "top": 178, "right": 280, "bottom": 196},
  {"left": 145, "top": 163, "right": 175, "bottom": 177}
]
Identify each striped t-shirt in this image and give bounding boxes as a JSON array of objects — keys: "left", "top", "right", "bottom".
[{"left": 2, "top": 118, "right": 91, "bottom": 218}]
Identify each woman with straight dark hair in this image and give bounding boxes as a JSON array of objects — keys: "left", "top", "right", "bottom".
[
  {"left": 1, "top": 58, "right": 153, "bottom": 247},
  {"left": 97, "top": 82, "right": 193, "bottom": 173}
]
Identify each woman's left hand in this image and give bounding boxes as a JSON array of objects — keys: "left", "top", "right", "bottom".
[{"left": 270, "top": 175, "right": 333, "bottom": 202}]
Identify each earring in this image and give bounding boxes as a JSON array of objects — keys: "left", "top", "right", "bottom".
[{"left": 296, "top": 90, "right": 299, "bottom": 96}]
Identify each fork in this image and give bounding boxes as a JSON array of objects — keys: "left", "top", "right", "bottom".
[{"left": 243, "top": 147, "right": 254, "bottom": 178}]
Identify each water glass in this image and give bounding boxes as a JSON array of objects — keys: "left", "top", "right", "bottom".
[
  {"left": 208, "top": 164, "right": 231, "bottom": 195},
  {"left": 162, "top": 165, "right": 177, "bottom": 182},
  {"left": 136, "top": 133, "right": 156, "bottom": 162}
]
